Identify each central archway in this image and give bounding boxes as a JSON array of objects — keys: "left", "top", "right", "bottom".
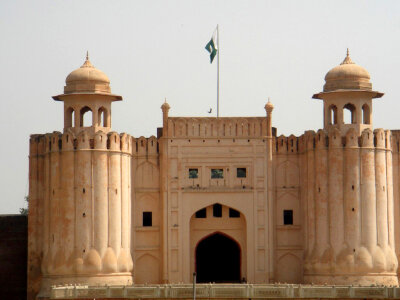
[{"left": 195, "top": 232, "right": 241, "bottom": 283}]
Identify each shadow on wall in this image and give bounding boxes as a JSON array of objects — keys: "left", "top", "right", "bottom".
[{"left": 0, "top": 215, "right": 27, "bottom": 300}]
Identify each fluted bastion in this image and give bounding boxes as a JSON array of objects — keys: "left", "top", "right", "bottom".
[
  {"left": 275, "top": 127, "right": 398, "bottom": 285},
  {"left": 29, "top": 131, "right": 134, "bottom": 295}
]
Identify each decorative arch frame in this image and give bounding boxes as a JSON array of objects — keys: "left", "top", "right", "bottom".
[
  {"left": 80, "top": 106, "right": 93, "bottom": 127},
  {"left": 135, "top": 252, "right": 159, "bottom": 262},
  {"left": 275, "top": 160, "right": 300, "bottom": 188},
  {"left": 194, "top": 231, "right": 242, "bottom": 281},
  {"left": 328, "top": 104, "right": 338, "bottom": 125},
  {"left": 190, "top": 202, "right": 248, "bottom": 224},
  {"left": 135, "top": 253, "right": 160, "bottom": 284},
  {"left": 65, "top": 107, "right": 75, "bottom": 128},
  {"left": 343, "top": 103, "right": 356, "bottom": 124},
  {"left": 98, "top": 106, "right": 109, "bottom": 127},
  {"left": 275, "top": 252, "right": 302, "bottom": 283},
  {"left": 362, "top": 103, "right": 371, "bottom": 124}
]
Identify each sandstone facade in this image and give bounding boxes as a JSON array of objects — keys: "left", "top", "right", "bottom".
[{"left": 28, "top": 51, "right": 400, "bottom": 299}]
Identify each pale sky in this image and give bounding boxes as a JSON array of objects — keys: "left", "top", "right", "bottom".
[{"left": 1, "top": 0, "right": 400, "bottom": 213}]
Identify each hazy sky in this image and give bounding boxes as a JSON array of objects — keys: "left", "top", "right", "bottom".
[{"left": 1, "top": 0, "right": 400, "bottom": 213}]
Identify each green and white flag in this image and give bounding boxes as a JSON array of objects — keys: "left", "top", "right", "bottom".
[{"left": 205, "top": 30, "right": 218, "bottom": 63}]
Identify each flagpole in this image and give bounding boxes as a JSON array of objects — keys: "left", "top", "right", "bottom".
[{"left": 217, "top": 24, "right": 220, "bottom": 118}]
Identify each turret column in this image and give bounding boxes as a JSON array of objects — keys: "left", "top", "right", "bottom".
[
  {"left": 304, "top": 131, "right": 316, "bottom": 273},
  {"left": 375, "top": 129, "right": 388, "bottom": 252},
  {"left": 265, "top": 100, "right": 274, "bottom": 281},
  {"left": 386, "top": 131, "right": 398, "bottom": 272},
  {"left": 160, "top": 101, "right": 170, "bottom": 282},
  {"left": 119, "top": 134, "right": 133, "bottom": 272},
  {"left": 93, "top": 131, "right": 108, "bottom": 269},
  {"left": 106, "top": 132, "right": 122, "bottom": 272},
  {"left": 74, "top": 131, "right": 92, "bottom": 273},
  {"left": 343, "top": 129, "right": 360, "bottom": 267},
  {"left": 313, "top": 130, "right": 330, "bottom": 272},
  {"left": 360, "top": 129, "right": 377, "bottom": 253},
  {"left": 48, "top": 133, "right": 61, "bottom": 274},
  {"left": 59, "top": 133, "right": 75, "bottom": 274},
  {"left": 328, "top": 128, "right": 344, "bottom": 262}
]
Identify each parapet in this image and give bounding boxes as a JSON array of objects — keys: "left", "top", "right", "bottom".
[
  {"left": 132, "top": 136, "right": 158, "bottom": 156},
  {"left": 166, "top": 117, "right": 267, "bottom": 138},
  {"left": 30, "top": 131, "right": 164, "bottom": 158},
  {"left": 30, "top": 130, "right": 133, "bottom": 155},
  {"left": 274, "top": 128, "right": 393, "bottom": 155}
]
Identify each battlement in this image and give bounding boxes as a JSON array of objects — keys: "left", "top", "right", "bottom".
[
  {"left": 274, "top": 128, "right": 393, "bottom": 154},
  {"left": 167, "top": 117, "right": 267, "bottom": 138},
  {"left": 29, "top": 131, "right": 164, "bottom": 158},
  {"left": 390, "top": 130, "right": 400, "bottom": 153},
  {"left": 132, "top": 136, "right": 158, "bottom": 156},
  {"left": 30, "top": 130, "right": 133, "bottom": 155}
]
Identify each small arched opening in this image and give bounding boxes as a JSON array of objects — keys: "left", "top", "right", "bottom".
[
  {"left": 98, "top": 107, "right": 109, "bottom": 127},
  {"left": 343, "top": 103, "right": 356, "bottom": 124},
  {"left": 65, "top": 107, "right": 75, "bottom": 128},
  {"left": 362, "top": 104, "right": 371, "bottom": 124},
  {"left": 328, "top": 105, "right": 338, "bottom": 125},
  {"left": 195, "top": 232, "right": 241, "bottom": 283},
  {"left": 80, "top": 106, "right": 93, "bottom": 127}
]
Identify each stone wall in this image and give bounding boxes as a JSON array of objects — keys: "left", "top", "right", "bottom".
[{"left": 0, "top": 215, "right": 27, "bottom": 300}]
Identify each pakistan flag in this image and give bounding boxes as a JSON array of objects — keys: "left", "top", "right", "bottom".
[{"left": 205, "top": 34, "right": 218, "bottom": 63}]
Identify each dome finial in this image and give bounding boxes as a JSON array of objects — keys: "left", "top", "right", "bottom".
[
  {"left": 86, "top": 51, "right": 89, "bottom": 61},
  {"left": 81, "top": 51, "right": 93, "bottom": 68},
  {"left": 161, "top": 98, "right": 170, "bottom": 111},
  {"left": 341, "top": 48, "right": 354, "bottom": 65},
  {"left": 265, "top": 97, "right": 274, "bottom": 112}
]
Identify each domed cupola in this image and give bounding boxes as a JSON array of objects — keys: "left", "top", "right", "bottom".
[
  {"left": 64, "top": 53, "right": 111, "bottom": 94},
  {"left": 313, "top": 50, "right": 383, "bottom": 135},
  {"left": 53, "top": 53, "right": 122, "bottom": 134},
  {"left": 323, "top": 49, "right": 372, "bottom": 92}
]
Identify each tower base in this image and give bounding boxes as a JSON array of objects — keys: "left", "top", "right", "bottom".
[
  {"left": 304, "top": 273, "right": 398, "bottom": 286},
  {"left": 37, "top": 273, "right": 133, "bottom": 299}
]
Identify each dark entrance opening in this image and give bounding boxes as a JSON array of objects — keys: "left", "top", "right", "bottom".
[{"left": 195, "top": 232, "right": 241, "bottom": 283}]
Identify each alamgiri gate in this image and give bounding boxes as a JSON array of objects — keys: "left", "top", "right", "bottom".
[{"left": 27, "top": 51, "right": 400, "bottom": 300}]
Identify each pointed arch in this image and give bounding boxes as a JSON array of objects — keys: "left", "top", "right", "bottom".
[
  {"left": 98, "top": 106, "right": 109, "bottom": 127},
  {"left": 328, "top": 104, "right": 338, "bottom": 125},
  {"left": 135, "top": 161, "right": 159, "bottom": 189},
  {"left": 195, "top": 232, "right": 241, "bottom": 283},
  {"left": 343, "top": 103, "right": 356, "bottom": 124},
  {"left": 190, "top": 203, "right": 247, "bottom": 223},
  {"left": 135, "top": 254, "right": 160, "bottom": 284},
  {"left": 276, "top": 191, "right": 299, "bottom": 226},
  {"left": 80, "top": 106, "right": 93, "bottom": 127},
  {"left": 275, "top": 160, "right": 299, "bottom": 188},
  {"left": 65, "top": 107, "right": 75, "bottom": 128},
  {"left": 275, "top": 253, "right": 301, "bottom": 283},
  {"left": 362, "top": 104, "right": 371, "bottom": 124}
]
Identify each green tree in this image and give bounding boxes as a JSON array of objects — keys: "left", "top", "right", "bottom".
[{"left": 19, "top": 196, "right": 29, "bottom": 215}]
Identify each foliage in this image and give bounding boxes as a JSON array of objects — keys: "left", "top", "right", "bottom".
[{"left": 19, "top": 196, "right": 29, "bottom": 215}]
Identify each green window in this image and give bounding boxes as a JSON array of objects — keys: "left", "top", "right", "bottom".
[
  {"left": 189, "top": 168, "right": 198, "bottom": 179},
  {"left": 211, "top": 169, "right": 223, "bottom": 179},
  {"left": 237, "top": 168, "right": 246, "bottom": 178}
]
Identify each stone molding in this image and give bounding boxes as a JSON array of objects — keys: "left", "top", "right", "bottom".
[{"left": 51, "top": 284, "right": 400, "bottom": 299}]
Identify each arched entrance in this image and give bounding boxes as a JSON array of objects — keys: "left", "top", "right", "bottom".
[{"left": 195, "top": 233, "right": 241, "bottom": 283}]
